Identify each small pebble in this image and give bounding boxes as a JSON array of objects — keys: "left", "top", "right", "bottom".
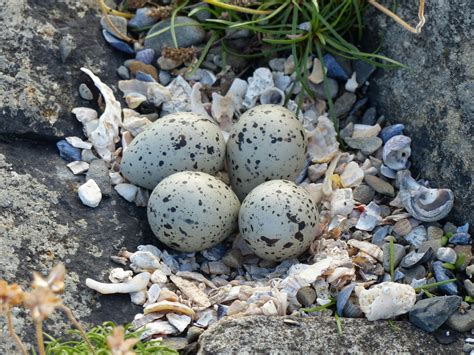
[
  {"left": 433, "top": 326, "right": 459, "bottom": 345},
  {"left": 323, "top": 54, "right": 349, "bottom": 81},
  {"left": 436, "top": 247, "right": 457, "bottom": 264},
  {"left": 135, "top": 48, "right": 155, "bottom": 65},
  {"left": 117, "top": 65, "right": 130, "bottom": 79},
  {"left": 296, "top": 286, "right": 317, "bottom": 307},
  {"left": 380, "top": 124, "right": 405, "bottom": 143},
  {"left": 382, "top": 243, "right": 406, "bottom": 272},
  {"left": 78, "top": 179, "right": 102, "bottom": 208},
  {"left": 186, "top": 326, "right": 205, "bottom": 342},
  {"left": 331, "top": 92, "right": 357, "bottom": 117},
  {"left": 157, "top": 56, "right": 182, "bottom": 70},
  {"left": 160, "top": 337, "right": 189, "bottom": 351},
  {"left": 361, "top": 107, "right": 377, "bottom": 125},
  {"left": 446, "top": 309, "right": 474, "bottom": 332},
  {"left": 427, "top": 226, "right": 444, "bottom": 240},
  {"left": 464, "top": 280, "right": 474, "bottom": 297},
  {"left": 100, "top": 15, "right": 128, "bottom": 38},
  {"left": 56, "top": 140, "right": 81, "bottom": 162},
  {"left": 86, "top": 159, "right": 112, "bottom": 197},
  {"left": 79, "top": 83, "right": 93, "bottom": 100},
  {"left": 353, "top": 184, "right": 375, "bottom": 205},
  {"left": 443, "top": 222, "right": 458, "bottom": 234},
  {"left": 408, "top": 295, "right": 462, "bottom": 332},
  {"left": 364, "top": 175, "right": 395, "bottom": 197},
  {"left": 417, "top": 239, "right": 442, "bottom": 254},
  {"left": 221, "top": 249, "right": 243, "bottom": 269},
  {"left": 59, "top": 37, "right": 74, "bottom": 63},
  {"left": 466, "top": 265, "right": 474, "bottom": 278},
  {"left": 309, "top": 78, "right": 339, "bottom": 100},
  {"left": 344, "top": 136, "right": 382, "bottom": 155},
  {"left": 308, "top": 163, "right": 327, "bottom": 182},
  {"left": 159, "top": 70, "right": 172, "bottom": 85},
  {"left": 354, "top": 60, "right": 375, "bottom": 86},
  {"left": 268, "top": 58, "right": 286, "bottom": 72},
  {"left": 454, "top": 245, "right": 472, "bottom": 268}
]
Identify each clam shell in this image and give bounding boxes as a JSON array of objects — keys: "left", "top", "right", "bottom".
[
  {"left": 342, "top": 298, "right": 363, "bottom": 318},
  {"left": 102, "top": 30, "right": 134, "bottom": 54},
  {"left": 260, "top": 87, "right": 285, "bottom": 106},
  {"left": 382, "top": 135, "right": 411, "bottom": 171},
  {"left": 144, "top": 300, "right": 196, "bottom": 318},
  {"left": 336, "top": 283, "right": 355, "bottom": 315}
]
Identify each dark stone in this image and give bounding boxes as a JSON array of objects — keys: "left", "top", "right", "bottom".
[
  {"left": 361, "top": 107, "right": 377, "bottom": 125},
  {"left": 56, "top": 140, "right": 81, "bottom": 162},
  {"left": 409, "top": 296, "right": 462, "bottom": 332},
  {"left": 0, "top": 138, "right": 154, "bottom": 352},
  {"left": 0, "top": 0, "right": 127, "bottom": 139},
  {"left": 309, "top": 78, "right": 339, "bottom": 100},
  {"left": 364, "top": 2, "right": 473, "bottom": 231},
  {"left": 353, "top": 184, "right": 375, "bottom": 205},
  {"left": 401, "top": 264, "right": 426, "bottom": 284},
  {"left": 86, "top": 159, "right": 112, "bottom": 197},
  {"left": 354, "top": 60, "right": 376, "bottom": 86},
  {"left": 331, "top": 92, "right": 357, "bottom": 118},
  {"left": 433, "top": 326, "right": 459, "bottom": 345},
  {"left": 198, "top": 316, "right": 464, "bottom": 353},
  {"left": 400, "top": 248, "right": 434, "bottom": 269},
  {"left": 382, "top": 243, "right": 406, "bottom": 272}
]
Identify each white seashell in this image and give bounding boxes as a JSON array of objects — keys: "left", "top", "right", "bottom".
[
  {"left": 259, "top": 87, "right": 285, "bottom": 106},
  {"left": 383, "top": 135, "right": 411, "bottom": 171},
  {"left": 381, "top": 164, "right": 397, "bottom": 179},
  {"left": 144, "top": 300, "right": 195, "bottom": 318},
  {"left": 121, "top": 130, "right": 133, "bottom": 152},
  {"left": 330, "top": 188, "right": 354, "bottom": 216},
  {"left": 166, "top": 313, "right": 191, "bottom": 333},
  {"left": 347, "top": 240, "right": 383, "bottom": 261},
  {"left": 81, "top": 68, "right": 122, "bottom": 162},
  {"left": 66, "top": 136, "right": 93, "bottom": 150},
  {"left": 125, "top": 92, "right": 147, "bottom": 109},
  {"left": 130, "top": 251, "right": 161, "bottom": 270},
  {"left": 308, "top": 163, "right": 328, "bottom": 182},
  {"left": 140, "top": 321, "right": 178, "bottom": 339},
  {"left": 109, "top": 172, "right": 124, "bottom": 185},
  {"left": 108, "top": 268, "right": 133, "bottom": 283},
  {"left": 190, "top": 83, "right": 213, "bottom": 120},
  {"left": 170, "top": 275, "right": 211, "bottom": 308},
  {"left": 145, "top": 284, "right": 161, "bottom": 306},
  {"left": 130, "top": 290, "right": 147, "bottom": 305},
  {"left": 399, "top": 171, "right": 454, "bottom": 222},
  {"left": 176, "top": 271, "right": 217, "bottom": 289},
  {"left": 162, "top": 76, "right": 193, "bottom": 115},
  {"left": 358, "top": 282, "right": 416, "bottom": 321},
  {"left": 86, "top": 272, "right": 150, "bottom": 294},
  {"left": 352, "top": 124, "right": 381, "bottom": 139},
  {"left": 67, "top": 161, "right": 89, "bottom": 175},
  {"left": 355, "top": 201, "right": 382, "bottom": 231},
  {"left": 261, "top": 300, "right": 279, "bottom": 316},
  {"left": 340, "top": 161, "right": 364, "bottom": 188},
  {"left": 131, "top": 313, "right": 165, "bottom": 331},
  {"left": 345, "top": 72, "right": 358, "bottom": 93},
  {"left": 308, "top": 58, "right": 325, "bottom": 84},
  {"left": 72, "top": 107, "right": 98, "bottom": 123},
  {"left": 273, "top": 72, "right": 292, "bottom": 92},
  {"left": 307, "top": 116, "right": 340, "bottom": 163},
  {"left": 114, "top": 183, "right": 139, "bottom": 202},
  {"left": 78, "top": 179, "right": 102, "bottom": 207},
  {"left": 243, "top": 67, "right": 274, "bottom": 108},
  {"left": 122, "top": 115, "right": 152, "bottom": 137},
  {"left": 150, "top": 269, "right": 168, "bottom": 285},
  {"left": 326, "top": 266, "right": 355, "bottom": 284},
  {"left": 118, "top": 79, "right": 171, "bottom": 107}
]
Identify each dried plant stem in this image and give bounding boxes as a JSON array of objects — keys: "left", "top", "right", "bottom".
[
  {"left": 98, "top": 0, "right": 134, "bottom": 18},
  {"left": 59, "top": 305, "right": 96, "bottom": 355},
  {"left": 98, "top": 0, "right": 135, "bottom": 43},
  {"left": 6, "top": 311, "right": 27, "bottom": 355},
  {"left": 34, "top": 320, "right": 46, "bottom": 355},
  {"left": 368, "top": 0, "right": 425, "bottom": 34}
]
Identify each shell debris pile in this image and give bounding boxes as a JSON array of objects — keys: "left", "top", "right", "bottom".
[{"left": 55, "top": 14, "right": 474, "bottom": 349}]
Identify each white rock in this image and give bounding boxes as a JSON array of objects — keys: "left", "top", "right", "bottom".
[
  {"left": 109, "top": 268, "right": 133, "bottom": 283},
  {"left": 66, "top": 136, "right": 93, "bottom": 150},
  {"left": 436, "top": 247, "right": 457, "bottom": 264},
  {"left": 358, "top": 282, "right": 416, "bottom": 321},
  {"left": 118, "top": 79, "right": 171, "bottom": 107},
  {"left": 340, "top": 161, "right": 364, "bottom": 188},
  {"left": 122, "top": 115, "right": 152, "bottom": 137},
  {"left": 261, "top": 300, "right": 279, "bottom": 316},
  {"left": 352, "top": 124, "right": 382, "bottom": 139},
  {"left": 162, "top": 76, "right": 193, "bottom": 114},
  {"left": 71, "top": 107, "right": 98, "bottom": 123},
  {"left": 151, "top": 269, "right": 168, "bottom": 285},
  {"left": 330, "top": 188, "right": 354, "bottom": 216},
  {"left": 130, "top": 290, "right": 147, "bottom": 305},
  {"left": 141, "top": 321, "right": 178, "bottom": 339},
  {"left": 67, "top": 161, "right": 89, "bottom": 175},
  {"left": 114, "top": 183, "right": 139, "bottom": 202},
  {"left": 125, "top": 92, "right": 147, "bottom": 109},
  {"left": 347, "top": 240, "right": 383, "bottom": 261},
  {"left": 344, "top": 72, "right": 358, "bottom": 93},
  {"left": 130, "top": 251, "right": 161, "bottom": 270},
  {"left": 109, "top": 172, "right": 124, "bottom": 185},
  {"left": 78, "top": 179, "right": 102, "bottom": 207},
  {"left": 166, "top": 313, "right": 191, "bottom": 333},
  {"left": 190, "top": 82, "right": 213, "bottom": 120},
  {"left": 86, "top": 272, "right": 150, "bottom": 294}
]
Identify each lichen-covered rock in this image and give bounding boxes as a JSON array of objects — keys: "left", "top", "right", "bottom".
[{"left": 365, "top": 1, "right": 473, "bottom": 230}]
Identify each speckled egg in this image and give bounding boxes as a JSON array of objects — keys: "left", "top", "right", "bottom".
[
  {"left": 226, "top": 104, "right": 307, "bottom": 200},
  {"left": 239, "top": 180, "right": 319, "bottom": 261},
  {"left": 147, "top": 171, "right": 240, "bottom": 252},
  {"left": 121, "top": 112, "right": 226, "bottom": 189}
]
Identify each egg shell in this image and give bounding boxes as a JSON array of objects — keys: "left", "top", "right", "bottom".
[
  {"left": 226, "top": 105, "right": 307, "bottom": 200},
  {"left": 239, "top": 180, "right": 319, "bottom": 261},
  {"left": 147, "top": 171, "right": 240, "bottom": 252},
  {"left": 121, "top": 112, "right": 226, "bottom": 189}
]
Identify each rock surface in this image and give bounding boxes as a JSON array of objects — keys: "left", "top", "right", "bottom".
[
  {"left": 0, "top": 139, "right": 152, "bottom": 353},
  {"left": 0, "top": 0, "right": 127, "bottom": 139},
  {"left": 198, "top": 316, "right": 463, "bottom": 354},
  {"left": 365, "top": 1, "right": 473, "bottom": 229}
]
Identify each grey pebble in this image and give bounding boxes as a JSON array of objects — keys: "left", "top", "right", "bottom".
[
  {"left": 117, "top": 65, "right": 130, "bottom": 79},
  {"left": 361, "top": 107, "right": 377, "bottom": 125},
  {"left": 79, "top": 83, "right": 93, "bottom": 101},
  {"left": 364, "top": 175, "right": 395, "bottom": 197},
  {"left": 408, "top": 295, "right": 462, "bottom": 332},
  {"left": 331, "top": 92, "right": 357, "bottom": 117},
  {"left": 59, "top": 37, "right": 74, "bottom": 63},
  {"left": 296, "top": 286, "right": 316, "bottom": 307},
  {"left": 344, "top": 136, "right": 382, "bottom": 155},
  {"left": 464, "top": 280, "right": 474, "bottom": 297},
  {"left": 100, "top": 15, "right": 128, "bottom": 38},
  {"left": 339, "top": 122, "right": 353, "bottom": 140},
  {"left": 354, "top": 60, "right": 376, "bottom": 86},
  {"left": 443, "top": 222, "right": 457, "bottom": 234},
  {"left": 86, "top": 159, "right": 112, "bottom": 197},
  {"left": 436, "top": 247, "right": 457, "bottom": 264},
  {"left": 417, "top": 239, "right": 442, "bottom": 254},
  {"left": 445, "top": 309, "right": 474, "bottom": 332},
  {"left": 382, "top": 243, "right": 406, "bottom": 272},
  {"left": 268, "top": 58, "right": 286, "bottom": 72},
  {"left": 222, "top": 249, "right": 243, "bottom": 269},
  {"left": 186, "top": 326, "right": 205, "bottom": 342},
  {"left": 427, "top": 226, "right": 444, "bottom": 240},
  {"left": 309, "top": 78, "right": 339, "bottom": 100},
  {"left": 353, "top": 184, "right": 375, "bottom": 205},
  {"left": 401, "top": 264, "right": 426, "bottom": 284}
]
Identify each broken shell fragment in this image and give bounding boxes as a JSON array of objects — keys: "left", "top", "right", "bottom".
[
  {"left": 144, "top": 300, "right": 196, "bottom": 318},
  {"left": 356, "top": 202, "right": 382, "bottom": 231},
  {"left": 259, "top": 87, "right": 285, "bottom": 106},
  {"left": 86, "top": 272, "right": 150, "bottom": 294},
  {"left": 340, "top": 161, "right": 364, "bottom": 188},
  {"left": 358, "top": 282, "right": 416, "bottom": 321},
  {"left": 108, "top": 268, "right": 133, "bottom": 283},
  {"left": 170, "top": 275, "right": 211, "bottom": 308},
  {"left": 399, "top": 172, "right": 454, "bottom": 222},
  {"left": 383, "top": 135, "right": 411, "bottom": 171},
  {"left": 307, "top": 116, "right": 340, "bottom": 164},
  {"left": 347, "top": 240, "right": 383, "bottom": 262},
  {"left": 166, "top": 313, "right": 192, "bottom": 333},
  {"left": 243, "top": 67, "right": 274, "bottom": 108},
  {"left": 330, "top": 188, "right": 354, "bottom": 216}
]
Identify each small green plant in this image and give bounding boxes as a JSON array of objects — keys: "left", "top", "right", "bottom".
[
  {"left": 389, "top": 238, "right": 395, "bottom": 281},
  {"left": 44, "top": 322, "right": 178, "bottom": 355}
]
